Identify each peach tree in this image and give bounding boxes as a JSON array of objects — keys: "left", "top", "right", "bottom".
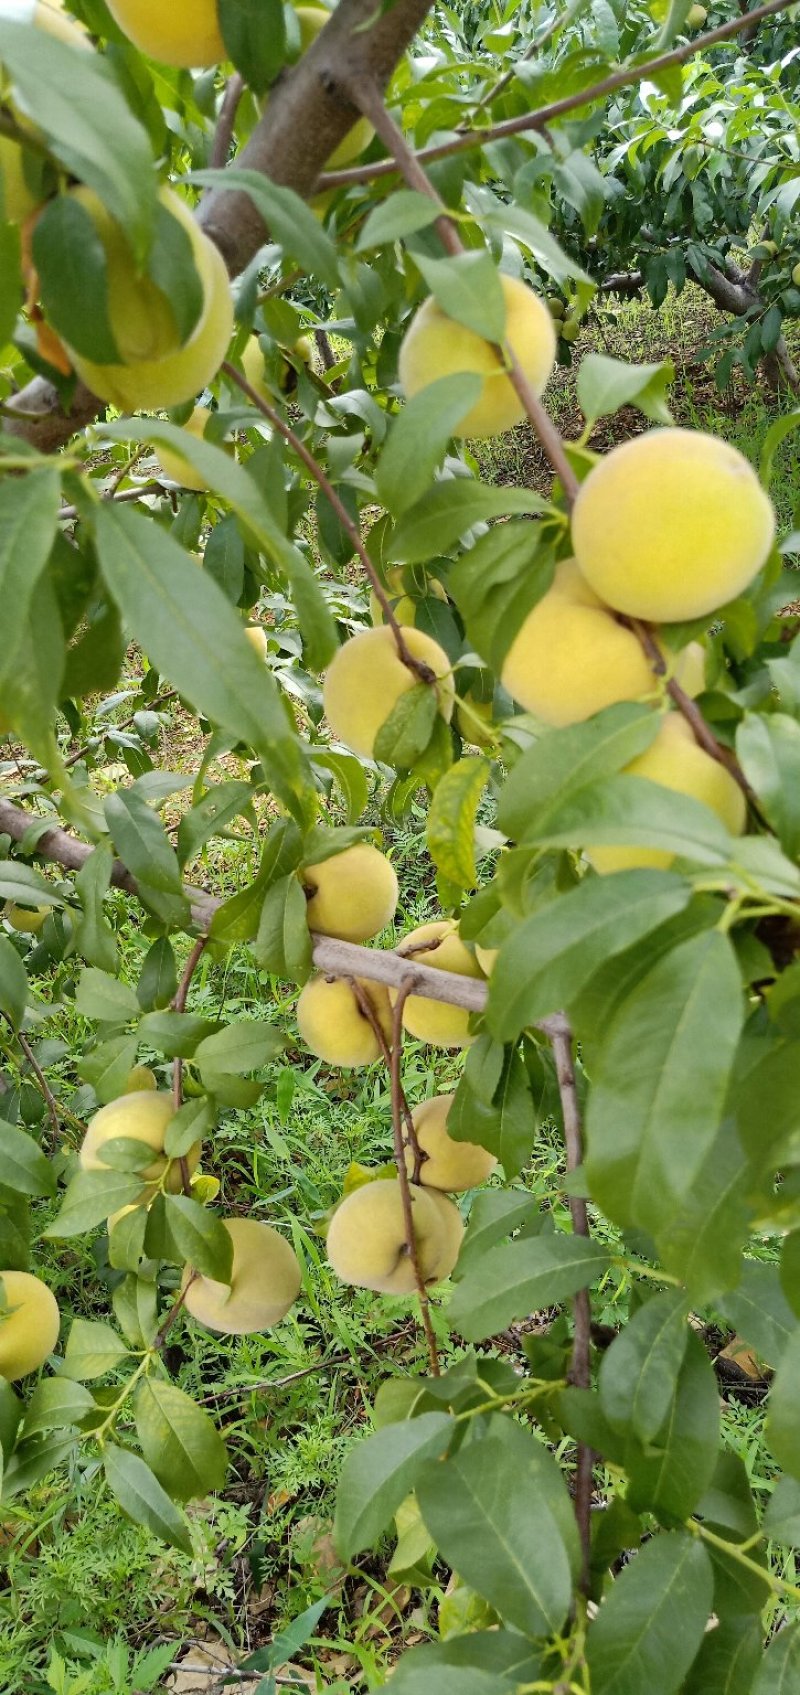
[{"left": 2, "top": 0, "right": 800, "bottom": 1689}]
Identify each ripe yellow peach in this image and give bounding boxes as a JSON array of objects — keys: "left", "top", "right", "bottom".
[
  {"left": 572, "top": 429, "right": 775, "bottom": 622},
  {"left": 157, "top": 407, "right": 216, "bottom": 490},
  {"left": 104, "top": 0, "right": 224, "bottom": 67},
  {"left": 369, "top": 567, "right": 448, "bottom": 630},
  {"left": 296, "top": 975, "right": 393, "bottom": 1067},
  {"left": 80, "top": 1091, "right": 201, "bottom": 1198},
  {"left": 500, "top": 558, "right": 657, "bottom": 727},
  {"left": 326, "top": 1179, "right": 464, "bottom": 1293},
  {"left": 244, "top": 626, "right": 268, "bottom": 659},
  {"left": 392, "top": 920, "right": 485, "bottom": 1049},
  {"left": 405, "top": 1093, "right": 496, "bottom": 1191},
  {"left": 589, "top": 713, "right": 747, "bottom": 874},
  {"left": 398, "top": 275, "right": 556, "bottom": 439},
  {"left": 241, "top": 332, "right": 313, "bottom": 401},
  {"left": 0, "top": 1271, "right": 59, "bottom": 1380},
  {"left": 323, "top": 625, "right": 454, "bottom": 760},
  {"left": 301, "top": 842, "right": 398, "bottom": 943},
  {"left": 4, "top": 903, "right": 50, "bottom": 933},
  {"left": 182, "top": 1217, "right": 301, "bottom": 1333},
  {"left": 67, "top": 188, "right": 233, "bottom": 412}
]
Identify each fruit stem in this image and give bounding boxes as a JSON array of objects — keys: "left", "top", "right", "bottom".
[
  {"left": 629, "top": 617, "right": 764, "bottom": 814},
  {"left": 221, "top": 361, "right": 436, "bottom": 685},
  {"left": 389, "top": 978, "right": 441, "bottom": 1375},
  {"left": 551, "top": 1024, "right": 594, "bottom": 1598}
]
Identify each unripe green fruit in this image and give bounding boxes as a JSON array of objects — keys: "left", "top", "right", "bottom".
[
  {"left": 301, "top": 842, "right": 399, "bottom": 944},
  {"left": 560, "top": 318, "right": 581, "bottom": 344},
  {"left": 326, "top": 1179, "right": 464, "bottom": 1293},
  {"left": 686, "top": 4, "right": 707, "bottom": 25},
  {"left": 104, "top": 0, "right": 224, "bottom": 67},
  {"left": 323, "top": 625, "right": 454, "bottom": 760},
  {"left": 398, "top": 274, "right": 556, "bottom": 439},
  {"left": 0, "top": 1271, "right": 59, "bottom": 1381},
  {"left": 182, "top": 1218, "right": 301, "bottom": 1333},
  {"left": 4, "top": 904, "right": 50, "bottom": 934},
  {"left": 546, "top": 296, "right": 566, "bottom": 320},
  {"left": 391, "top": 920, "right": 485, "bottom": 1049},
  {"left": 572, "top": 428, "right": 775, "bottom": 622},
  {"left": 405, "top": 1093, "right": 496, "bottom": 1191},
  {"left": 792, "top": 262, "right": 800, "bottom": 287},
  {"left": 124, "top": 1066, "right": 158, "bottom": 1094}
]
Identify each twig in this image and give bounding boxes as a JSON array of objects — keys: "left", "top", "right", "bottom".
[
  {"left": 342, "top": 84, "right": 579, "bottom": 501},
  {"left": 0, "top": 1010, "right": 61, "bottom": 1147},
  {"left": 459, "top": 0, "right": 590, "bottom": 124},
  {"left": 62, "top": 691, "right": 177, "bottom": 771},
  {"left": 551, "top": 1025, "right": 593, "bottom": 1597},
  {"left": 318, "top": 0, "right": 796, "bottom": 187},
  {"left": 349, "top": 976, "right": 424, "bottom": 1174},
  {"left": 630, "top": 618, "right": 761, "bottom": 809},
  {"left": 171, "top": 937, "right": 209, "bottom": 1190},
  {"left": 389, "top": 980, "right": 440, "bottom": 1375},
  {"left": 153, "top": 1272, "right": 198, "bottom": 1351},
  {"left": 58, "top": 482, "right": 167, "bottom": 523},
  {"left": 221, "top": 361, "right": 436, "bottom": 684},
  {"left": 199, "top": 1323, "right": 418, "bottom": 1401},
  {"left": 211, "top": 72, "right": 244, "bottom": 170}
]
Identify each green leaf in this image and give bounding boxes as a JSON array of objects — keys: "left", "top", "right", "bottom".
[
  {"left": 22, "top": 1378, "right": 95, "bottom": 1438},
  {"left": 0, "top": 470, "right": 60, "bottom": 704},
  {"left": 373, "top": 683, "right": 438, "bottom": 771},
  {"left": 2, "top": 1434, "right": 77, "bottom": 1500},
  {"left": 0, "top": 1121, "right": 55, "bottom": 1198},
  {"left": 427, "top": 758, "right": 490, "bottom": 889},
  {"left": 764, "top": 1475, "right": 800, "bottom": 1547},
  {"left": 448, "top": 1233, "right": 610, "bottom": 1342},
  {"left": 455, "top": 1191, "right": 540, "bottom": 1276},
  {"left": 577, "top": 354, "right": 674, "bottom": 425},
  {"left": 752, "top": 1625, "right": 800, "bottom": 1693},
  {"left": 137, "top": 1011, "right": 218, "bottom": 1058},
  {"left": 161, "top": 1195, "right": 234, "bottom": 1281},
  {"left": 382, "top": 1633, "right": 541, "bottom": 1695},
  {"left": 599, "top": 1292, "right": 689, "bottom": 1443},
  {"left": 716, "top": 1261, "right": 798, "bottom": 1368},
  {"left": 136, "top": 937, "right": 178, "bottom": 1012},
  {"left": 584, "top": 1532, "right": 714, "bottom": 1695},
  {"left": 416, "top": 1422, "right": 573, "bottom": 1638},
  {"left": 0, "top": 937, "right": 29, "bottom": 1033},
  {"left": 73, "top": 845, "right": 118, "bottom": 973},
  {"left": 75, "top": 968, "right": 140, "bottom": 1026},
  {"left": 44, "top": 1169, "right": 144, "bottom": 1239},
  {"left": 585, "top": 932, "right": 743, "bottom": 1237},
  {"left": 253, "top": 875, "right": 313, "bottom": 980},
  {"left": 187, "top": 166, "right": 339, "bottom": 289},
  {"left": 104, "top": 790, "right": 189, "bottom": 929},
  {"left": 176, "top": 780, "right": 253, "bottom": 869},
  {"left": 376, "top": 375, "right": 483, "bottom": 518},
  {"left": 389, "top": 480, "right": 543, "bottom": 566},
  {"left": 0, "top": 863, "right": 61, "bottom": 909},
  {"left": 195, "top": 1019, "right": 284, "bottom": 1082},
  {"left": 486, "top": 870, "right": 689, "bottom": 1040},
  {"left": 94, "top": 504, "right": 310, "bottom": 820},
  {"left": 0, "top": 23, "right": 154, "bottom": 252},
  {"left": 412, "top": 249, "right": 507, "bottom": 342},
  {"left": 78, "top": 1034, "right": 139, "bottom": 1104},
  {"left": 356, "top": 190, "right": 441, "bottom": 253},
  {"left": 767, "top": 1331, "right": 800, "bottom": 1478},
  {"left": 467, "top": 187, "right": 594, "bottom": 295},
  {"left": 526, "top": 772, "right": 735, "bottom": 865},
  {"left": 163, "top": 1098, "right": 213, "bottom": 1159},
  {"left": 0, "top": 219, "right": 21, "bottom": 349},
  {"left": 62, "top": 1318, "right": 129, "bottom": 1382},
  {"left": 657, "top": 1116, "right": 752, "bottom": 1302},
  {"left": 626, "top": 1330, "right": 721, "bottom": 1522},
  {"left": 103, "top": 1444, "right": 192, "bottom": 1554},
  {"left": 449, "top": 1047, "right": 537, "bottom": 1180},
  {"left": 449, "top": 520, "right": 556, "bottom": 674},
  {"left": 736, "top": 714, "right": 800, "bottom": 860},
  {"left": 217, "top": 0, "right": 286, "bottom": 94},
  {"left": 334, "top": 1412, "right": 453, "bottom": 1561},
  {"left": 497, "top": 704, "right": 659, "bottom": 841},
  {"left": 33, "top": 195, "right": 119, "bottom": 362},
  {"left": 134, "top": 1378, "right": 227, "bottom": 1501},
  {"left": 684, "top": 1618, "right": 762, "bottom": 1695}
]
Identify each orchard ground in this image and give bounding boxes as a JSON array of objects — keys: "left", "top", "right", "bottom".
[{"left": 2, "top": 281, "right": 799, "bottom": 1692}]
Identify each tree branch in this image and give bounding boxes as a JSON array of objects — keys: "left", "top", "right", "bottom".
[
  {"left": 171, "top": 937, "right": 209, "bottom": 1189},
  {"left": 319, "top": 0, "right": 796, "bottom": 187},
  {"left": 389, "top": 979, "right": 440, "bottom": 1375},
  {"left": 4, "top": 0, "right": 435, "bottom": 452}
]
